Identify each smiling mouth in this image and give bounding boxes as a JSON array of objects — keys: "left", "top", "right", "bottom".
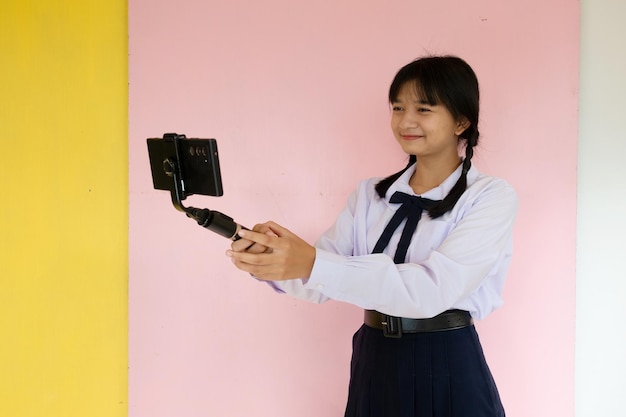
[{"left": 400, "top": 134, "right": 423, "bottom": 140}]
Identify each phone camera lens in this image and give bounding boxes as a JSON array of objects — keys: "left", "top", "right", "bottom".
[{"left": 189, "top": 147, "right": 195, "bottom": 156}]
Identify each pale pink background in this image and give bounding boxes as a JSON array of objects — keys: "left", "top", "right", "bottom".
[{"left": 129, "top": 1, "right": 578, "bottom": 416}]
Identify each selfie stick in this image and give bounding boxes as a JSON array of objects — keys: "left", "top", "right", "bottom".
[{"left": 162, "top": 147, "right": 246, "bottom": 241}]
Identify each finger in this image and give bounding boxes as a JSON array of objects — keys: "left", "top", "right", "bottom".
[
  {"left": 229, "top": 249, "right": 275, "bottom": 267},
  {"left": 229, "top": 254, "right": 284, "bottom": 281},
  {"left": 262, "top": 221, "right": 293, "bottom": 238},
  {"left": 231, "top": 223, "right": 277, "bottom": 254},
  {"left": 237, "top": 228, "right": 278, "bottom": 248},
  {"left": 251, "top": 222, "right": 276, "bottom": 235},
  {"left": 243, "top": 242, "right": 270, "bottom": 254},
  {"left": 231, "top": 238, "right": 255, "bottom": 252}
]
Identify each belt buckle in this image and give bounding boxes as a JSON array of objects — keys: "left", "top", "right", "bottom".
[{"left": 381, "top": 315, "right": 402, "bottom": 338}]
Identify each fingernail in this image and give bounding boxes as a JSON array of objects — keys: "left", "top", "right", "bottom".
[
  {"left": 238, "top": 230, "right": 246, "bottom": 237},
  {"left": 225, "top": 250, "right": 232, "bottom": 257}
]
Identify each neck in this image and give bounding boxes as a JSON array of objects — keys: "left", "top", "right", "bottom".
[{"left": 409, "top": 154, "right": 461, "bottom": 195}]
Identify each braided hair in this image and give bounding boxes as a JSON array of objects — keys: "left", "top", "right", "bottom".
[{"left": 375, "top": 56, "right": 480, "bottom": 219}]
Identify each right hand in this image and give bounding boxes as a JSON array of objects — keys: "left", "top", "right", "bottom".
[{"left": 227, "top": 221, "right": 316, "bottom": 281}]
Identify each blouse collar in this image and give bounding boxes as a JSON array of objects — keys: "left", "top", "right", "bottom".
[{"left": 387, "top": 162, "right": 477, "bottom": 201}]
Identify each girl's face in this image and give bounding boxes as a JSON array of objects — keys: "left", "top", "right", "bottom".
[{"left": 390, "top": 82, "right": 468, "bottom": 161}]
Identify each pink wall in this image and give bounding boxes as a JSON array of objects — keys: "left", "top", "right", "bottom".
[{"left": 129, "top": 1, "right": 579, "bottom": 416}]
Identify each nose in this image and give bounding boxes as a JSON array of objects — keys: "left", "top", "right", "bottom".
[{"left": 398, "top": 110, "right": 418, "bottom": 129}]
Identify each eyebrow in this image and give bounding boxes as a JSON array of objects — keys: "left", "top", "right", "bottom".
[{"left": 391, "top": 98, "right": 433, "bottom": 105}]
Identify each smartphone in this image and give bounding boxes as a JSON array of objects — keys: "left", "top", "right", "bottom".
[{"left": 147, "top": 133, "right": 223, "bottom": 199}]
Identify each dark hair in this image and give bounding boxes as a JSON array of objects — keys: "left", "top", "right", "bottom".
[{"left": 375, "top": 55, "right": 480, "bottom": 218}]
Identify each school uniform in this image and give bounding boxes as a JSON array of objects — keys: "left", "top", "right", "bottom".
[{"left": 267, "top": 163, "right": 518, "bottom": 416}]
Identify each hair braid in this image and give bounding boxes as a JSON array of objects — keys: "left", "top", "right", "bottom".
[
  {"left": 427, "top": 129, "right": 478, "bottom": 219},
  {"left": 462, "top": 142, "right": 474, "bottom": 174}
]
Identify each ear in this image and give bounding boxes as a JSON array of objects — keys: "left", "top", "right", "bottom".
[{"left": 455, "top": 117, "right": 471, "bottom": 136}]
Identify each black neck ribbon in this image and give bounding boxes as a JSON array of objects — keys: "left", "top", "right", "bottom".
[{"left": 372, "top": 191, "right": 440, "bottom": 264}]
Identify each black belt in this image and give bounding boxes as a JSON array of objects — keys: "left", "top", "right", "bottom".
[{"left": 364, "top": 309, "right": 473, "bottom": 338}]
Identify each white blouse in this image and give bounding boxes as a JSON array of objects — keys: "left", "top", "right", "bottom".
[{"left": 268, "top": 163, "right": 518, "bottom": 320}]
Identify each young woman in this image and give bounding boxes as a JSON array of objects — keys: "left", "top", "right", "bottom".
[{"left": 227, "top": 55, "right": 518, "bottom": 417}]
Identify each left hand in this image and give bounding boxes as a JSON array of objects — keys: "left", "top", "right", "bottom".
[{"left": 226, "top": 221, "right": 316, "bottom": 281}]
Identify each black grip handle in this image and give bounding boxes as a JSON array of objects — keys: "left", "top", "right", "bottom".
[{"left": 186, "top": 208, "right": 247, "bottom": 240}]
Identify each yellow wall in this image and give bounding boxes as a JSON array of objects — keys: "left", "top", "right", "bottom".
[{"left": 0, "top": 1, "right": 128, "bottom": 416}]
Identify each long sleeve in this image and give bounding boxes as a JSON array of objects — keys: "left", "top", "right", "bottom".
[{"left": 268, "top": 165, "right": 518, "bottom": 320}]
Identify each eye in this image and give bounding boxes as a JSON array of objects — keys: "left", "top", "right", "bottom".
[
  {"left": 417, "top": 107, "right": 431, "bottom": 112},
  {"left": 392, "top": 105, "right": 404, "bottom": 111}
]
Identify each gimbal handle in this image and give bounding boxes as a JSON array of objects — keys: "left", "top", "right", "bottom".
[{"left": 162, "top": 154, "right": 247, "bottom": 241}]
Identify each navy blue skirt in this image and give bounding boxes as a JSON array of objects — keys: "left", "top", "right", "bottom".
[{"left": 344, "top": 324, "right": 505, "bottom": 417}]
